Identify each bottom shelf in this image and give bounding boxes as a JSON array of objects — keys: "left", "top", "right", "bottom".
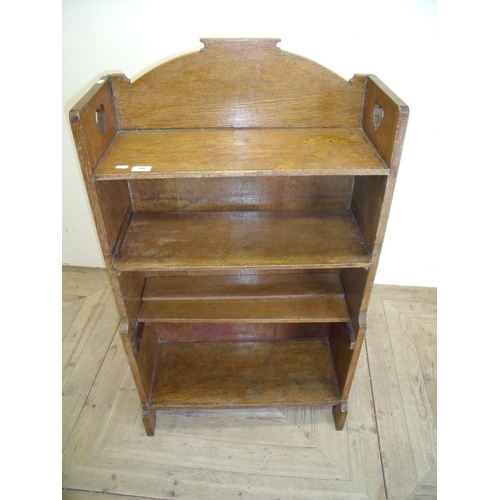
[{"left": 150, "top": 339, "right": 340, "bottom": 409}]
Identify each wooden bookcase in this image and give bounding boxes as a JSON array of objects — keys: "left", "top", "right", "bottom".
[{"left": 69, "top": 38, "right": 409, "bottom": 436}]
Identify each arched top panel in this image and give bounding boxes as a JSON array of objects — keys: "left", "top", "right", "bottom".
[{"left": 111, "top": 38, "right": 366, "bottom": 129}]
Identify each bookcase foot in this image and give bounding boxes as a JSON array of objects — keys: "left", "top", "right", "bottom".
[
  {"left": 142, "top": 405, "right": 156, "bottom": 436},
  {"left": 333, "top": 400, "right": 348, "bottom": 431}
]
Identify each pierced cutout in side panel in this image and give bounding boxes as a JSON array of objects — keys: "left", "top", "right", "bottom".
[
  {"left": 95, "top": 104, "right": 106, "bottom": 134},
  {"left": 373, "top": 101, "right": 384, "bottom": 131}
]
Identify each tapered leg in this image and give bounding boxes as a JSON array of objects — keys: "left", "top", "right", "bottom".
[
  {"left": 333, "top": 400, "right": 348, "bottom": 431},
  {"left": 142, "top": 405, "right": 156, "bottom": 436}
]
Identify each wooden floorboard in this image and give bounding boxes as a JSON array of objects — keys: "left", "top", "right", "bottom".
[
  {"left": 366, "top": 286, "right": 437, "bottom": 500},
  {"left": 62, "top": 267, "right": 437, "bottom": 500}
]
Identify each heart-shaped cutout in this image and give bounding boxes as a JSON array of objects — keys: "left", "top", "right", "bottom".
[
  {"left": 95, "top": 104, "right": 106, "bottom": 134},
  {"left": 373, "top": 101, "right": 384, "bottom": 131}
]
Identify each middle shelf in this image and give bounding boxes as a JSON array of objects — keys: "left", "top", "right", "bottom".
[
  {"left": 139, "top": 272, "right": 350, "bottom": 323},
  {"left": 114, "top": 209, "right": 371, "bottom": 272}
]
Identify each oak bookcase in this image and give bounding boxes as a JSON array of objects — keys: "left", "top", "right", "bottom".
[{"left": 70, "top": 38, "right": 409, "bottom": 436}]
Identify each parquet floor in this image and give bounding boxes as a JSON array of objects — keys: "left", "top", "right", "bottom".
[{"left": 62, "top": 266, "right": 437, "bottom": 500}]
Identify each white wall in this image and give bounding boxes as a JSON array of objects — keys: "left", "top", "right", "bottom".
[{"left": 62, "top": 0, "right": 437, "bottom": 287}]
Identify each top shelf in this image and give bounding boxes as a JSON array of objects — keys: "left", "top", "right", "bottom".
[{"left": 93, "top": 128, "right": 388, "bottom": 179}]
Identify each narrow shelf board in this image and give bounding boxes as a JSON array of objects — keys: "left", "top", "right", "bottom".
[
  {"left": 114, "top": 210, "right": 371, "bottom": 271},
  {"left": 139, "top": 296, "right": 349, "bottom": 323},
  {"left": 142, "top": 272, "right": 345, "bottom": 300},
  {"left": 150, "top": 339, "right": 340, "bottom": 408},
  {"left": 93, "top": 128, "right": 389, "bottom": 179}
]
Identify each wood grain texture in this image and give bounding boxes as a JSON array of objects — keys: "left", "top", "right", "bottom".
[
  {"left": 155, "top": 322, "right": 331, "bottom": 342},
  {"left": 116, "top": 272, "right": 145, "bottom": 328},
  {"left": 139, "top": 296, "right": 350, "bottom": 323},
  {"left": 62, "top": 279, "right": 117, "bottom": 450},
  {"left": 362, "top": 75, "right": 409, "bottom": 169},
  {"left": 150, "top": 339, "right": 340, "bottom": 408},
  {"left": 340, "top": 267, "right": 369, "bottom": 329},
  {"left": 128, "top": 176, "right": 354, "bottom": 212},
  {"left": 344, "top": 344, "right": 388, "bottom": 500},
  {"left": 69, "top": 78, "right": 129, "bottom": 324},
  {"left": 93, "top": 128, "right": 388, "bottom": 179},
  {"left": 70, "top": 77, "right": 118, "bottom": 171},
  {"left": 351, "top": 175, "right": 387, "bottom": 253},
  {"left": 366, "top": 286, "right": 436, "bottom": 500},
  {"left": 407, "top": 465, "right": 437, "bottom": 499},
  {"left": 94, "top": 180, "right": 132, "bottom": 251},
  {"left": 70, "top": 40, "right": 409, "bottom": 441},
  {"left": 329, "top": 323, "right": 355, "bottom": 399},
  {"left": 134, "top": 322, "right": 158, "bottom": 402},
  {"left": 111, "top": 38, "right": 366, "bottom": 129},
  {"left": 63, "top": 491, "right": 155, "bottom": 500},
  {"left": 381, "top": 300, "right": 437, "bottom": 481},
  {"left": 142, "top": 272, "right": 344, "bottom": 300},
  {"left": 114, "top": 210, "right": 371, "bottom": 271},
  {"left": 127, "top": 178, "right": 179, "bottom": 212}
]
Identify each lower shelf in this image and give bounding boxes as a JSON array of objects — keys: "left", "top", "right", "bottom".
[{"left": 150, "top": 339, "right": 340, "bottom": 409}]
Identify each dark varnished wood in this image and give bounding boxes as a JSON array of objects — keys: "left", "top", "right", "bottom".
[
  {"left": 340, "top": 268, "right": 370, "bottom": 333},
  {"left": 70, "top": 78, "right": 118, "bottom": 172},
  {"left": 155, "top": 323, "right": 331, "bottom": 342},
  {"left": 94, "top": 180, "right": 132, "bottom": 252},
  {"left": 351, "top": 176, "right": 387, "bottom": 254},
  {"left": 333, "top": 399, "right": 348, "bottom": 431},
  {"left": 128, "top": 179, "right": 179, "bottom": 213},
  {"left": 139, "top": 273, "right": 349, "bottom": 322},
  {"left": 111, "top": 38, "right": 365, "bottom": 129},
  {"left": 119, "top": 324, "right": 149, "bottom": 404},
  {"left": 94, "top": 128, "right": 388, "bottom": 180},
  {"left": 156, "top": 323, "right": 275, "bottom": 342},
  {"left": 114, "top": 210, "right": 371, "bottom": 271},
  {"left": 69, "top": 78, "right": 127, "bottom": 317},
  {"left": 329, "top": 323, "right": 356, "bottom": 400},
  {"left": 141, "top": 405, "right": 156, "bottom": 437},
  {"left": 134, "top": 322, "right": 159, "bottom": 402},
  {"left": 352, "top": 75, "right": 409, "bottom": 340},
  {"left": 70, "top": 79, "right": 153, "bottom": 419},
  {"left": 129, "top": 176, "right": 354, "bottom": 213},
  {"left": 362, "top": 75, "right": 409, "bottom": 170},
  {"left": 139, "top": 296, "right": 349, "bottom": 323},
  {"left": 330, "top": 320, "right": 367, "bottom": 431},
  {"left": 117, "top": 272, "right": 146, "bottom": 329},
  {"left": 142, "top": 272, "right": 344, "bottom": 300},
  {"left": 70, "top": 39, "right": 409, "bottom": 435},
  {"left": 150, "top": 339, "right": 340, "bottom": 408}
]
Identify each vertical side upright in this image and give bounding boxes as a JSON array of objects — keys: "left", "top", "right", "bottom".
[
  {"left": 334, "top": 75, "right": 409, "bottom": 429},
  {"left": 355, "top": 75, "right": 410, "bottom": 316},
  {"left": 69, "top": 77, "right": 152, "bottom": 419},
  {"left": 69, "top": 78, "right": 125, "bottom": 317}
]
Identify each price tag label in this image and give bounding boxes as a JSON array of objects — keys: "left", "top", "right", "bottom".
[{"left": 131, "top": 166, "right": 152, "bottom": 172}]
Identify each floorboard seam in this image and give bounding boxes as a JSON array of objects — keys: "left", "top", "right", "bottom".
[
  {"left": 365, "top": 337, "right": 389, "bottom": 500},
  {"left": 63, "top": 487, "right": 164, "bottom": 499},
  {"left": 63, "top": 292, "right": 118, "bottom": 452}
]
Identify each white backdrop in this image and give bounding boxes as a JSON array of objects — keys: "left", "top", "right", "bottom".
[{"left": 62, "top": 0, "right": 437, "bottom": 287}]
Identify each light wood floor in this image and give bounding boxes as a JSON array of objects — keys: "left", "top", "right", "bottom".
[{"left": 62, "top": 266, "right": 437, "bottom": 500}]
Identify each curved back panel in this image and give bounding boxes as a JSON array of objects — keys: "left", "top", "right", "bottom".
[{"left": 111, "top": 39, "right": 365, "bottom": 129}]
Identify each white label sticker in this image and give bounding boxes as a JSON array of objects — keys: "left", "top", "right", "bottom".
[
  {"left": 97, "top": 78, "right": 105, "bottom": 83},
  {"left": 115, "top": 165, "right": 129, "bottom": 169},
  {"left": 131, "top": 166, "right": 152, "bottom": 172}
]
